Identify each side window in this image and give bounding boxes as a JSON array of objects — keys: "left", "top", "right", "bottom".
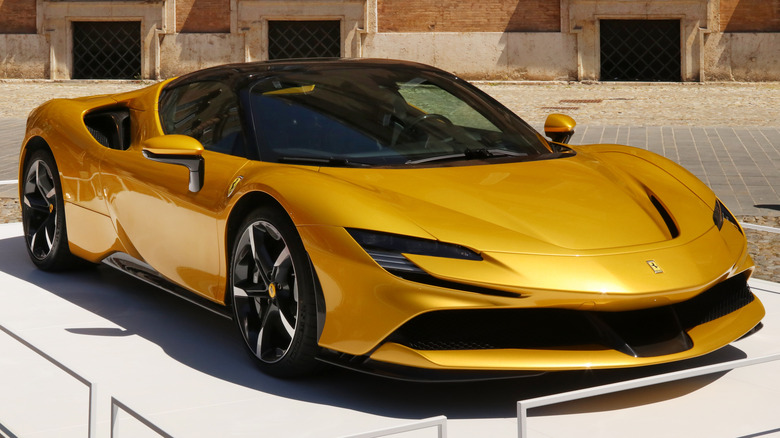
[{"left": 159, "top": 81, "right": 246, "bottom": 156}]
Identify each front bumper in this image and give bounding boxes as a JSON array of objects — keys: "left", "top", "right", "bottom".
[{"left": 299, "top": 224, "right": 761, "bottom": 373}]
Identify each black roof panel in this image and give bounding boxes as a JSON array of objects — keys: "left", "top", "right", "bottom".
[{"left": 164, "top": 58, "right": 452, "bottom": 90}]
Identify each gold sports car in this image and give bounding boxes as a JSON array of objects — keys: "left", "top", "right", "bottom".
[{"left": 19, "top": 59, "right": 763, "bottom": 380}]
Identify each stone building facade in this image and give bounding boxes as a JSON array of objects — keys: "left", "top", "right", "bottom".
[{"left": 0, "top": 0, "right": 778, "bottom": 81}]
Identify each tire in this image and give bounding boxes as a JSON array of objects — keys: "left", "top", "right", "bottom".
[
  {"left": 21, "top": 149, "right": 80, "bottom": 271},
  {"left": 229, "top": 206, "right": 320, "bottom": 377}
]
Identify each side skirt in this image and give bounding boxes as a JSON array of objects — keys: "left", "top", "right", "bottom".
[{"left": 102, "top": 253, "right": 231, "bottom": 319}]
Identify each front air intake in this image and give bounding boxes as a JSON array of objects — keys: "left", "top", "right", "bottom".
[{"left": 385, "top": 274, "right": 753, "bottom": 357}]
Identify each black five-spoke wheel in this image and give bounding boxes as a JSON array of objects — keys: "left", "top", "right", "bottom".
[
  {"left": 21, "top": 149, "right": 78, "bottom": 270},
  {"left": 230, "top": 206, "right": 319, "bottom": 377}
]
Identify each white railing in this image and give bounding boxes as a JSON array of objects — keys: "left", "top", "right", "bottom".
[
  {"left": 2, "top": 318, "right": 442, "bottom": 438},
  {"left": 0, "top": 322, "right": 101, "bottom": 438},
  {"left": 111, "top": 397, "right": 173, "bottom": 438},
  {"left": 342, "top": 415, "right": 447, "bottom": 438},
  {"left": 516, "top": 352, "right": 780, "bottom": 438},
  {"left": 5, "top": 313, "right": 780, "bottom": 438},
  {"left": 0, "top": 322, "right": 173, "bottom": 438},
  {"left": 0, "top": 421, "right": 18, "bottom": 438}
]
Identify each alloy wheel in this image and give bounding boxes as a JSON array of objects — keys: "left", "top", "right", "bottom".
[
  {"left": 232, "top": 220, "right": 300, "bottom": 363},
  {"left": 22, "top": 159, "right": 58, "bottom": 261}
]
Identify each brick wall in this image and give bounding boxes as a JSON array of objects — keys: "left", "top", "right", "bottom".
[
  {"left": 0, "top": 0, "right": 37, "bottom": 34},
  {"left": 378, "top": 0, "right": 560, "bottom": 32},
  {"left": 177, "top": 0, "right": 230, "bottom": 33},
  {"left": 720, "top": 0, "right": 780, "bottom": 32}
]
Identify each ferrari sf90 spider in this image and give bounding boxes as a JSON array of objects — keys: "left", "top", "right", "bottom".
[{"left": 19, "top": 59, "right": 763, "bottom": 379}]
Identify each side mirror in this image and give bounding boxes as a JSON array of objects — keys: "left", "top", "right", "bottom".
[
  {"left": 544, "top": 114, "right": 576, "bottom": 144},
  {"left": 142, "top": 135, "right": 205, "bottom": 193}
]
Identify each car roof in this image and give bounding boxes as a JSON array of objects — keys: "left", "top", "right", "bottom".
[{"left": 164, "top": 58, "right": 453, "bottom": 90}]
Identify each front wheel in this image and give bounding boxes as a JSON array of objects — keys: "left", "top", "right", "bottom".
[
  {"left": 21, "top": 149, "right": 80, "bottom": 270},
  {"left": 229, "top": 206, "right": 320, "bottom": 377}
]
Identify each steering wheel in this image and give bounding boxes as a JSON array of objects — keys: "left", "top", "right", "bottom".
[{"left": 405, "top": 113, "right": 453, "bottom": 132}]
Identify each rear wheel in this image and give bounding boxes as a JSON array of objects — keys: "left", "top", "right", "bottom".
[
  {"left": 21, "top": 149, "right": 79, "bottom": 270},
  {"left": 229, "top": 206, "right": 320, "bottom": 377}
]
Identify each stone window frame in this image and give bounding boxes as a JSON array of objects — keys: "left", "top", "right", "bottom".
[
  {"left": 258, "top": 16, "right": 347, "bottom": 61},
  {"left": 64, "top": 17, "right": 147, "bottom": 79},
  {"left": 595, "top": 14, "right": 686, "bottom": 82}
]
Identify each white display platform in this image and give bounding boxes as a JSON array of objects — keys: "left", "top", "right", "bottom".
[{"left": 1, "top": 221, "right": 779, "bottom": 438}]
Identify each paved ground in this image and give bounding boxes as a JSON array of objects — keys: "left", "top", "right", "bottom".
[{"left": 0, "top": 118, "right": 23, "bottom": 198}]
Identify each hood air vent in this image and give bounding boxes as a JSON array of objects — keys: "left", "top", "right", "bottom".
[{"left": 649, "top": 195, "right": 679, "bottom": 239}]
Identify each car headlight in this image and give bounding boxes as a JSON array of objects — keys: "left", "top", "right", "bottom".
[
  {"left": 713, "top": 199, "right": 741, "bottom": 233},
  {"left": 347, "top": 229, "right": 481, "bottom": 275},
  {"left": 347, "top": 229, "right": 524, "bottom": 298}
]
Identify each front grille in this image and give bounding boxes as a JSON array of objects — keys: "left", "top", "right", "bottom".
[
  {"left": 676, "top": 274, "right": 754, "bottom": 326},
  {"left": 411, "top": 340, "right": 496, "bottom": 350},
  {"left": 388, "top": 274, "right": 754, "bottom": 357}
]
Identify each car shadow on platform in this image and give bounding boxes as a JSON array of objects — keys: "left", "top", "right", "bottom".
[{"left": 0, "top": 231, "right": 748, "bottom": 420}]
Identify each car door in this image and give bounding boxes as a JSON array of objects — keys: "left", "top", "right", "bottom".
[{"left": 99, "top": 80, "right": 250, "bottom": 302}]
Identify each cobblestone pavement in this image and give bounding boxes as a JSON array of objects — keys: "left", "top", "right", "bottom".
[
  {"left": 0, "top": 198, "right": 18, "bottom": 224},
  {"left": 741, "top": 216, "right": 780, "bottom": 282},
  {"left": 0, "top": 80, "right": 778, "bottom": 281},
  {"left": 0, "top": 80, "right": 151, "bottom": 119},
  {"left": 477, "top": 81, "right": 780, "bottom": 128},
  {"left": 1, "top": 79, "right": 778, "bottom": 126}
]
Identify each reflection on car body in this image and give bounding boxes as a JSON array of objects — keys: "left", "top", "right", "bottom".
[{"left": 19, "top": 59, "right": 763, "bottom": 380}]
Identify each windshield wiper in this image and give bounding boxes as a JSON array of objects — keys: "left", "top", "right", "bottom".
[
  {"left": 405, "top": 148, "right": 527, "bottom": 165},
  {"left": 277, "top": 156, "right": 372, "bottom": 168}
]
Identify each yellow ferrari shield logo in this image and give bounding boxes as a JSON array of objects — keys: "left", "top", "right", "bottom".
[
  {"left": 646, "top": 260, "right": 663, "bottom": 274},
  {"left": 268, "top": 283, "right": 277, "bottom": 298},
  {"left": 227, "top": 176, "right": 243, "bottom": 198}
]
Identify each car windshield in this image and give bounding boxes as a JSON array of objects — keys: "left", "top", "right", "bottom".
[{"left": 246, "top": 66, "right": 561, "bottom": 167}]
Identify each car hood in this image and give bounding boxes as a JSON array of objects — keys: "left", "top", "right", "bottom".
[{"left": 319, "top": 150, "right": 714, "bottom": 255}]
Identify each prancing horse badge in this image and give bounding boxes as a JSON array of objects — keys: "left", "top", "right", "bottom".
[
  {"left": 227, "top": 176, "right": 244, "bottom": 198},
  {"left": 646, "top": 260, "right": 663, "bottom": 274}
]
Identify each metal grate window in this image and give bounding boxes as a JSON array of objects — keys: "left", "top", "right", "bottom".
[
  {"left": 268, "top": 21, "right": 341, "bottom": 60},
  {"left": 600, "top": 20, "right": 681, "bottom": 82},
  {"left": 73, "top": 21, "right": 141, "bottom": 79}
]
